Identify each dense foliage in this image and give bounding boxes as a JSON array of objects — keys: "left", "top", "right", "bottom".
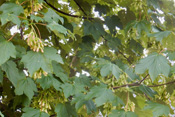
[{"left": 0, "top": 0, "right": 175, "bottom": 116}]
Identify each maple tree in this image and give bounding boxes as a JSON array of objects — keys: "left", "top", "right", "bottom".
[{"left": 0, "top": 0, "right": 175, "bottom": 116}]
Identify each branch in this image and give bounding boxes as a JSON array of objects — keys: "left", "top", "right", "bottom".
[
  {"left": 44, "top": 0, "right": 93, "bottom": 20},
  {"left": 73, "top": 0, "right": 87, "bottom": 16},
  {"left": 118, "top": 50, "right": 132, "bottom": 64},
  {"left": 113, "top": 74, "right": 149, "bottom": 89},
  {"left": 148, "top": 80, "right": 175, "bottom": 87}
]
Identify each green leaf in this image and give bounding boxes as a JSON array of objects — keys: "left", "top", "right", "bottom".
[
  {"left": 95, "top": 4, "right": 109, "bottom": 16},
  {"left": 52, "top": 61, "right": 68, "bottom": 82},
  {"left": 106, "top": 35, "right": 121, "bottom": 51},
  {"left": 138, "top": 85, "right": 157, "bottom": 98},
  {"left": 44, "top": 8, "right": 64, "bottom": 24},
  {"left": 61, "top": 83, "right": 85, "bottom": 98},
  {"left": 99, "top": 59, "right": 122, "bottom": 79},
  {"left": 1, "top": 60, "right": 22, "bottom": 87},
  {"left": 55, "top": 103, "right": 77, "bottom": 117},
  {"left": 21, "top": 47, "right": 63, "bottom": 76},
  {"left": 0, "top": 13, "right": 21, "bottom": 26},
  {"left": 71, "top": 93, "right": 86, "bottom": 111},
  {"left": 31, "top": 14, "right": 43, "bottom": 23},
  {"left": 147, "top": 31, "right": 171, "bottom": 42},
  {"left": 15, "top": 78, "right": 37, "bottom": 100},
  {"left": 134, "top": 20, "right": 150, "bottom": 36},
  {"left": 112, "top": 96, "right": 125, "bottom": 106},
  {"left": 0, "top": 69, "right": 3, "bottom": 84},
  {"left": 162, "top": 32, "right": 175, "bottom": 50},
  {"left": 74, "top": 75, "right": 92, "bottom": 87},
  {"left": 83, "top": 20, "right": 105, "bottom": 41},
  {"left": 47, "top": 21, "right": 67, "bottom": 35},
  {"left": 125, "top": 20, "right": 150, "bottom": 38},
  {"left": 71, "top": 94, "right": 96, "bottom": 114},
  {"left": 0, "top": 3, "right": 23, "bottom": 15},
  {"left": 0, "top": 40, "right": 16, "bottom": 65},
  {"left": 143, "top": 101, "right": 170, "bottom": 117},
  {"left": 166, "top": 51, "right": 175, "bottom": 60},
  {"left": 85, "top": 84, "right": 115, "bottom": 107},
  {"left": 85, "top": 100, "right": 96, "bottom": 114},
  {"left": 109, "top": 110, "right": 138, "bottom": 117},
  {"left": 22, "top": 107, "right": 49, "bottom": 117},
  {"left": 147, "top": 0, "right": 160, "bottom": 9},
  {"left": 0, "top": 3, "right": 23, "bottom": 26},
  {"left": 37, "top": 74, "right": 61, "bottom": 90},
  {"left": 135, "top": 52, "right": 170, "bottom": 81},
  {"left": 0, "top": 111, "right": 4, "bottom": 117},
  {"left": 105, "top": 15, "right": 123, "bottom": 34}
]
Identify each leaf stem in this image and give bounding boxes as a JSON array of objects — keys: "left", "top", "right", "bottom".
[
  {"left": 33, "top": 24, "right": 41, "bottom": 39},
  {"left": 8, "top": 32, "right": 17, "bottom": 41}
]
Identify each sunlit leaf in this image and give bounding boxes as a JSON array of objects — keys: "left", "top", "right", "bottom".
[
  {"left": 143, "top": 101, "right": 170, "bottom": 117},
  {"left": 135, "top": 52, "right": 170, "bottom": 81}
]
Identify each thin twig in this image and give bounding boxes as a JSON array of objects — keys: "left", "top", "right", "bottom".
[
  {"left": 8, "top": 32, "right": 17, "bottom": 41},
  {"left": 20, "top": 0, "right": 29, "bottom": 5},
  {"left": 139, "top": 74, "right": 149, "bottom": 84},
  {"left": 35, "top": 23, "right": 47, "bottom": 26},
  {"left": 118, "top": 50, "right": 132, "bottom": 64},
  {"left": 148, "top": 80, "right": 175, "bottom": 87},
  {"left": 18, "top": 16, "right": 27, "bottom": 19}
]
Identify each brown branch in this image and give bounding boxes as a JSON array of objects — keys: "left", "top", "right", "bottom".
[
  {"left": 8, "top": 32, "right": 17, "bottom": 41},
  {"left": 44, "top": 0, "right": 93, "bottom": 20},
  {"left": 113, "top": 74, "right": 149, "bottom": 89},
  {"left": 139, "top": 74, "right": 149, "bottom": 84},
  {"left": 118, "top": 50, "right": 132, "bottom": 64},
  {"left": 73, "top": 0, "right": 87, "bottom": 16},
  {"left": 148, "top": 80, "right": 175, "bottom": 87}
]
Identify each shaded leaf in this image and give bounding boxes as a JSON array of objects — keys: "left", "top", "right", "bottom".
[
  {"left": 105, "top": 15, "right": 123, "bottom": 34},
  {"left": 83, "top": 20, "right": 105, "bottom": 41},
  {"left": 95, "top": 4, "right": 109, "bottom": 16}
]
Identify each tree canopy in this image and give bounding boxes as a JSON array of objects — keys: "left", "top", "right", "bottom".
[{"left": 0, "top": 0, "right": 175, "bottom": 116}]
